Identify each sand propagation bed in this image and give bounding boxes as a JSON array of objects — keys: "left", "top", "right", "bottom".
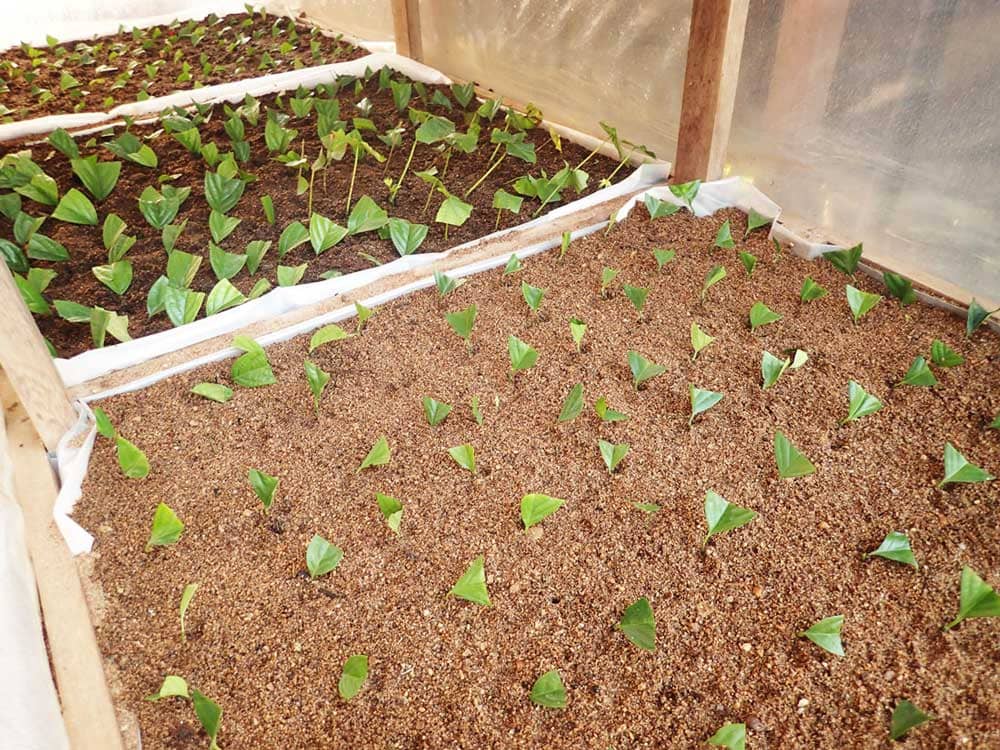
[{"left": 75, "top": 205, "right": 1000, "bottom": 749}]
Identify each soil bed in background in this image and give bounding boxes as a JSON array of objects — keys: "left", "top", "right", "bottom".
[
  {"left": 0, "top": 12, "right": 363, "bottom": 121},
  {"left": 0, "top": 72, "right": 623, "bottom": 357},
  {"left": 77, "top": 206, "right": 999, "bottom": 748}
]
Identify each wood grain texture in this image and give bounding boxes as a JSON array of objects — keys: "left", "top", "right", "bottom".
[
  {"left": 0, "top": 261, "right": 76, "bottom": 451},
  {"left": 71, "top": 190, "right": 647, "bottom": 399},
  {"left": 390, "top": 0, "right": 423, "bottom": 60},
  {"left": 674, "top": 0, "right": 750, "bottom": 182},
  {"left": 1, "top": 375, "right": 125, "bottom": 750}
]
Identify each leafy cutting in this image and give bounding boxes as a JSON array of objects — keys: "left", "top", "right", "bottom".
[
  {"left": 449, "top": 555, "right": 490, "bottom": 605},
  {"left": 798, "top": 615, "right": 844, "bottom": 656},
  {"left": 358, "top": 436, "right": 391, "bottom": 472},
  {"left": 446, "top": 304, "right": 477, "bottom": 351},
  {"left": 628, "top": 350, "right": 665, "bottom": 390},
  {"left": 708, "top": 723, "right": 746, "bottom": 750},
  {"left": 191, "top": 690, "right": 222, "bottom": 750},
  {"left": 598, "top": 440, "right": 629, "bottom": 474},
  {"left": 520, "top": 493, "right": 565, "bottom": 529},
  {"left": 179, "top": 583, "right": 198, "bottom": 642},
  {"left": 866, "top": 531, "right": 917, "bottom": 568},
  {"left": 530, "top": 670, "right": 566, "bottom": 709},
  {"left": 338, "top": 654, "right": 368, "bottom": 700},
  {"left": 117, "top": 436, "right": 150, "bottom": 478},
  {"left": 883, "top": 271, "right": 916, "bottom": 306},
  {"left": 943, "top": 566, "right": 999, "bottom": 630},
  {"left": 890, "top": 700, "right": 933, "bottom": 741},
  {"left": 703, "top": 490, "right": 756, "bottom": 546},
  {"left": 898, "top": 356, "right": 937, "bottom": 387},
  {"left": 713, "top": 220, "right": 735, "bottom": 249},
  {"left": 702, "top": 264, "right": 726, "bottom": 301},
  {"left": 448, "top": 444, "right": 476, "bottom": 473},
  {"left": 231, "top": 335, "right": 275, "bottom": 387},
  {"left": 306, "top": 534, "right": 343, "bottom": 578},
  {"left": 507, "top": 334, "right": 538, "bottom": 378},
  {"left": 146, "top": 503, "right": 184, "bottom": 551},
  {"left": 618, "top": 597, "right": 655, "bottom": 651},
  {"left": 749, "top": 301, "right": 781, "bottom": 331},
  {"left": 846, "top": 284, "right": 881, "bottom": 323},
  {"left": 689, "top": 385, "right": 723, "bottom": 425},
  {"left": 422, "top": 396, "right": 452, "bottom": 426},
  {"left": 800, "top": 276, "right": 828, "bottom": 302},
  {"left": 309, "top": 324, "right": 350, "bottom": 352},
  {"left": 623, "top": 284, "right": 649, "bottom": 318},
  {"left": 966, "top": 299, "right": 998, "bottom": 337},
  {"left": 690, "top": 322, "right": 715, "bottom": 360},
  {"left": 248, "top": 468, "right": 278, "bottom": 512},
  {"left": 521, "top": 281, "right": 545, "bottom": 315},
  {"left": 595, "top": 397, "right": 628, "bottom": 423},
  {"left": 930, "top": 339, "right": 964, "bottom": 368},
  {"left": 937, "top": 442, "right": 994, "bottom": 488},
  {"left": 774, "top": 431, "right": 816, "bottom": 478},
  {"left": 824, "top": 243, "right": 862, "bottom": 276},
  {"left": 376, "top": 493, "right": 403, "bottom": 535},
  {"left": 761, "top": 351, "right": 790, "bottom": 390},
  {"left": 843, "top": 381, "right": 883, "bottom": 423},
  {"left": 558, "top": 383, "right": 583, "bottom": 423}
]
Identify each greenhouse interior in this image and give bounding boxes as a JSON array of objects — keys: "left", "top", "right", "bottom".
[{"left": 0, "top": 1, "right": 997, "bottom": 748}]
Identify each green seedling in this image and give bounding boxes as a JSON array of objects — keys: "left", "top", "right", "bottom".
[
  {"left": 690, "top": 322, "right": 715, "bottom": 360},
  {"left": 304, "top": 360, "right": 330, "bottom": 415},
  {"left": 628, "top": 350, "right": 665, "bottom": 390},
  {"left": 890, "top": 700, "right": 933, "bottom": 741},
  {"left": 503, "top": 254, "right": 523, "bottom": 275},
  {"left": 446, "top": 304, "right": 477, "bottom": 351},
  {"left": 653, "top": 248, "right": 675, "bottom": 269},
  {"left": 898, "top": 356, "right": 937, "bottom": 387},
  {"left": 192, "top": 690, "right": 222, "bottom": 750},
  {"left": 231, "top": 335, "right": 275, "bottom": 387},
  {"left": 422, "top": 396, "right": 452, "bottom": 426},
  {"left": 448, "top": 443, "right": 476, "bottom": 473},
  {"left": 309, "top": 324, "right": 351, "bottom": 352},
  {"left": 843, "top": 381, "right": 882, "bottom": 423},
  {"left": 749, "top": 301, "right": 781, "bottom": 331},
  {"left": 434, "top": 271, "right": 465, "bottom": 297},
  {"left": 774, "top": 431, "right": 816, "bottom": 478},
  {"left": 146, "top": 503, "right": 183, "bottom": 551},
  {"left": 306, "top": 534, "right": 343, "bottom": 578},
  {"left": 800, "top": 276, "right": 828, "bottom": 302},
  {"left": 530, "top": 670, "right": 566, "bottom": 708},
  {"left": 521, "top": 281, "right": 545, "bottom": 315},
  {"left": 599, "top": 439, "right": 629, "bottom": 474},
  {"left": 930, "top": 339, "right": 964, "bottom": 367},
  {"left": 599, "top": 266, "right": 618, "bottom": 298},
  {"left": 521, "top": 493, "right": 565, "bottom": 529},
  {"left": 702, "top": 264, "right": 726, "bottom": 301},
  {"left": 703, "top": 490, "right": 756, "bottom": 546},
  {"left": 824, "top": 243, "right": 862, "bottom": 276},
  {"left": 618, "top": 597, "right": 655, "bottom": 651},
  {"left": 966, "top": 299, "right": 998, "bottom": 336},
  {"left": 883, "top": 271, "right": 916, "bottom": 306},
  {"left": 708, "top": 723, "right": 746, "bottom": 750},
  {"left": 943, "top": 566, "right": 998, "bottom": 630},
  {"left": 146, "top": 675, "right": 189, "bottom": 702},
  {"left": 471, "top": 396, "right": 484, "bottom": 426},
  {"left": 745, "top": 207, "right": 772, "bottom": 237},
  {"left": 713, "top": 220, "right": 734, "bottom": 249},
  {"left": 117, "top": 435, "right": 150, "bottom": 478},
  {"left": 248, "top": 468, "right": 278, "bottom": 511},
  {"left": 623, "top": 284, "right": 649, "bottom": 318},
  {"left": 595, "top": 397, "right": 628, "bottom": 423},
  {"left": 508, "top": 334, "right": 538, "bottom": 378},
  {"left": 846, "top": 284, "right": 881, "bottom": 323},
  {"left": 798, "top": 615, "right": 844, "bottom": 656},
  {"left": 449, "top": 555, "right": 490, "bottom": 605},
  {"left": 338, "top": 654, "right": 368, "bottom": 700},
  {"left": 358, "top": 436, "right": 391, "bottom": 472},
  {"left": 376, "top": 493, "right": 403, "bottom": 535},
  {"left": 179, "top": 583, "right": 198, "bottom": 642},
  {"left": 558, "top": 383, "right": 583, "bottom": 423},
  {"left": 866, "top": 531, "right": 917, "bottom": 568},
  {"left": 938, "top": 442, "right": 994, "bottom": 488},
  {"left": 739, "top": 251, "right": 757, "bottom": 276},
  {"left": 569, "top": 317, "right": 587, "bottom": 353},
  {"left": 690, "top": 385, "right": 723, "bottom": 425}
]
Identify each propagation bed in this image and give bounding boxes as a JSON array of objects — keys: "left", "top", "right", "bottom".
[{"left": 74, "top": 201, "right": 999, "bottom": 749}]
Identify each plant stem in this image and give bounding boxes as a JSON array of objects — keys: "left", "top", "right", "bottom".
[
  {"left": 494, "top": 208, "right": 501, "bottom": 231},
  {"left": 603, "top": 149, "right": 634, "bottom": 185},
  {"left": 441, "top": 148, "right": 453, "bottom": 178},
  {"left": 422, "top": 183, "right": 436, "bottom": 214},
  {"left": 464, "top": 151, "right": 506, "bottom": 198},
  {"left": 574, "top": 139, "right": 607, "bottom": 171},
  {"left": 345, "top": 146, "right": 360, "bottom": 216},
  {"left": 444, "top": 223, "right": 450, "bottom": 241},
  {"left": 383, "top": 143, "right": 396, "bottom": 175},
  {"left": 307, "top": 166, "right": 317, "bottom": 216},
  {"left": 393, "top": 139, "right": 418, "bottom": 200}
]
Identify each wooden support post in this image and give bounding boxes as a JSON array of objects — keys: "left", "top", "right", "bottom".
[
  {"left": 674, "top": 0, "right": 750, "bottom": 182},
  {"left": 0, "top": 261, "right": 75, "bottom": 451},
  {"left": 1, "top": 376, "right": 125, "bottom": 750},
  {"left": 390, "top": 0, "right": 423, "bottom": 61}
]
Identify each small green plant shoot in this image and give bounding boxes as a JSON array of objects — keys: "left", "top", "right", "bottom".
[
  {"left": 231, "top": 335, "right": 275, "bottom": 387},
  {"left": 191, "top": 383, "right": 233, "bottom": 403},
  {"left": 843, "top": 381, "right": 883, "bottom": 423},
  {"left": 749, "top": 301, "right": 781, "bottom": 331},
  {"left": 798, "top": 615, "right": 844, "bottom": 656},
  {"left": 708, "top": 723, "right": 746, "bottom": 750},
  {"left": 623, "top": 284, "right": 649, "bottom": 318},
  {"left": 306, "top": 534, "right": 343, "bottom": 578},
  {"left": 338, "top": 654, "right": 368, "bottom": 700},
  {"left": 866, "top": 531, "right": 917, "bottom": 568},
  {"left": 446, "top": 304, "right": 477, "bottom": 351},
  {"left": 800, "top": 276, "right": 828, "bottom": 302},
  {"left": 653, "top": 248, "right": 675, "bottom": 270},
  {"left": 739, "top": 251, "right": 757, "bottom": 277},
  {"left": 938, "top": 443, "right": 994, "bottom": 488},
  {"left": 713, "top": 220, "right": 734, "bottom": 249},
  {"left": 146, "top": 502, "right": 184, "bottom": 551},
  {"left": 599, "top": 266, "right": 618, "bottom": 298},
  {"left": 898, "top": 356, "right": 937, "bottom": 387},
  {"left": 883, "top": 271, "right": 916, "bottom": 306},
  {"left": 146, "top": 675, "right": 189, "bottom": 702},
  {"left": 521, "top": 493, "right": 565, "bottom": 529},
  {"left": 530, "top": 670, "right": 566, "bottom": 709},
  {"left": 448, "top": 443, "right": 476, "bottom": 473},
  {"left": 179, "top": 583, "right": 198, "bottom": 642},
  {"left": 192, "top": 690, "right": 222, "bottom": 750},
  {"left": 689, "top": 385, "right": 723, "bottom": 425},
  {"left": 558, "top": 383, "right": 584, "bottom": 422},
  {"left": 248, "top": 468, "right": 278, "bottom": 511},
  {"left": 376, "top": 493, "right": 403, "bottom": 535},
  {"left": 595, "top": 397, "right": 628, "bottom": 422},
  {"left": 930, "top": 339, "right": 964, "bottom": 368},
  {"left": 943, "top": 566, "right": 999, "bottom": 630},
  {"left": 966, "top": 299, "right": 998, "bottom": 337},
  {"left": 422, "top": 396, "right": 452, "bottom": 426},
  {"left": 569, "top": 317, "right": 587, "bottom": 353},
  {"left": 703, "top": 490, "right": 756, "bottom": 546},
  {"left": 761, "top": 351, "right": 790, "bottom": 390},
  {"left": 117, "top": 435, "right": 150, "bottom": 478},
  {"left": 521, "top": 281, "right": 545, "bottom": 315},
  {"left": 618, "top": 597, "right": 655, "bottom": 651},
  {"left": 846, "top": 284, "right": 881, "bottom": 323},
  {"left": 890, "top": 700, "right": 933, "bottom": 741},
  {"left": 304, "top": 360, "right": 330, "bottom": 415},
  {"left": 358, "top": 436, "right": 391, "bottom": 472},
  {"left": 309, "top": 324, "right": 351, "bottom": 352},
  {"left": 690, "top": 322, "right": 715, "bottom": 360},
  {"left": 599, "top": 439, "right": 629, "bottom": 474},
  {"left": 774, "top": 431, "right": 816, "bottom": 478},
  {"left": 508, "top": 334, "right": 538, "bottom": 378},
  {"left": 824, "top": 243, "right": 862, "bottom": 276},
  {"left": 449, "top": 555, "right": 490, "bottom": 605},
  {"left": 702, "top": 264, "right": 726, "bottom": 301},
  {"left": 628, "top": 350, "right": 665, "bottom": 390}
]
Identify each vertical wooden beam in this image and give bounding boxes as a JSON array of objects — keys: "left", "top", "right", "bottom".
[
  {"left": 0, "top": 260, "right": 75, "bottom": 452},
  {"left": 674, "top": 0, "right": 751, "bottom": 182},
  {"left": 390, "top": 0, "right": 423, "bottom": 61},
  {"left": 1, "top": 376, "right": 125, "bottom": 750}
]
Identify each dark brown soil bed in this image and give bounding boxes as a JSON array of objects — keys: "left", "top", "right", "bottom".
[
  {"left": 0, "top": 75, "right": 624, "bottom": 358},
  {"left": 76, "top": 206, "right": 1000, "bottom": 749},
  {"left": 0, "top": 12, "right": 363, "bottom": 121}
]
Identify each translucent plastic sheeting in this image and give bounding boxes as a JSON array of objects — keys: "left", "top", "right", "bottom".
[
  {"left": 288, "top": 0, "right": 395, "bottom": 43},
  {"left": 0, "top": 418, "right": 70, "bottom": 750},
  {"left": 728, "top": 0, "right": 1000, "bottom": 309}
]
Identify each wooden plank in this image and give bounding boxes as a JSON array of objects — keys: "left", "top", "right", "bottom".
[
  {"left": 673, "top": 0, "right": 751, "bottom": 182},
  {"left": 71, "top": 190, "right": 645, "bottom": 399},
  {"left": 0, "top": 261, "right": 76, "bottom": 451},
  {"left": 1, "top": 376, "right": 125, "bottom": 750},
  {"left": 390, "top": 0, "right": 423, "bottom": 61}
]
